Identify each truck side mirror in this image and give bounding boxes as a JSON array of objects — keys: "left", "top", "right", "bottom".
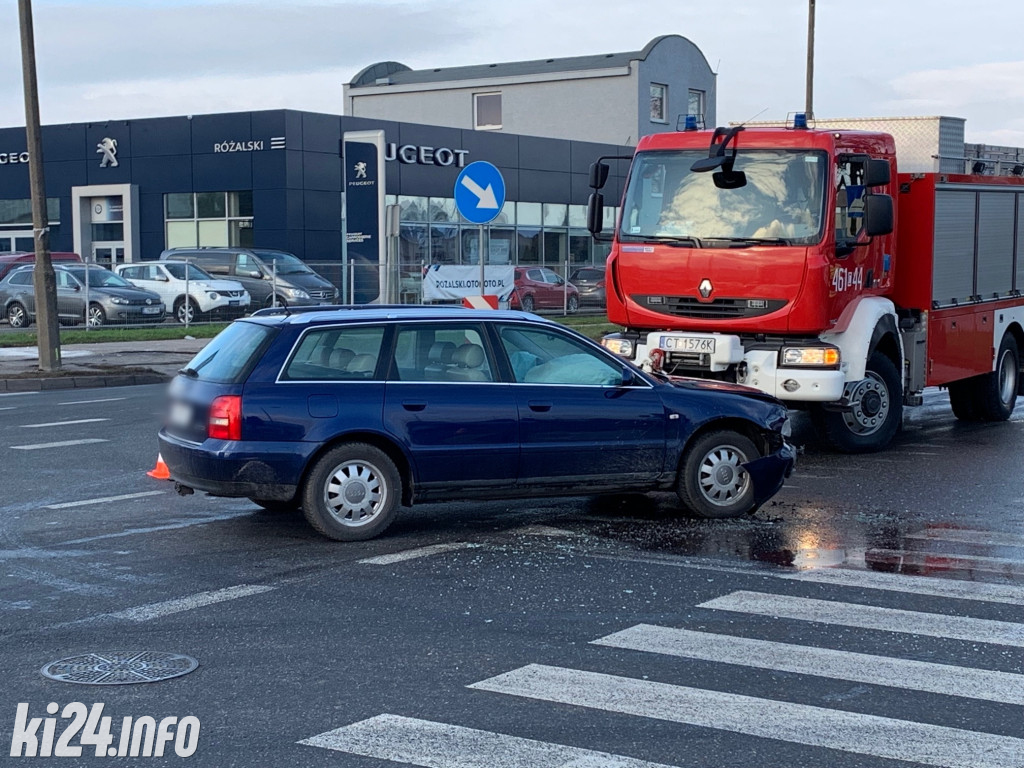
[
  {"left": 587, "top": 192, "right": 605, "bottom": 235},
  {"left": 864, "top": 159, "right": 891, "bottom": 188},
  {"left": 589, "top": 162, "right": 610, "bottom": 190},
  {"left": 863, "top": 194, "right": 894, "bottom": 237}
]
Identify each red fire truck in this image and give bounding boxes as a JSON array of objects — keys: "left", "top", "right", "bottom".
[{"left": 587, "top": 115, "right": 1024, "bottom": 452}]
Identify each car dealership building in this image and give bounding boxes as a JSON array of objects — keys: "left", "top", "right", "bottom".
[{"left": 0, "top": 36, "right": 716, "bottom": 299}]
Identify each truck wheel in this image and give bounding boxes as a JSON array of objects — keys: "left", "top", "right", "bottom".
[
  {"left": 816, "top": 351, "right": 902, "bottom": 453},
  {"left": 677, "top": 430, "right": 760, "bottom": 519},
  {"left": 977, "top": 333, "right": 1019, "bottom": 421},
  {"left": 947, "top": 379, "right": 979, "bottom": 421},
  {"left": 301, "top": 443, "right": 401, "bottom": 541}
]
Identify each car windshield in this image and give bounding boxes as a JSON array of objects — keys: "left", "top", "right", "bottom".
[
  {"left": 619, "top": 149, "right": 828, "bottom": 245},
  {"left": 66, "top": 267, "right": 133, "bottom": 288},
  {"left": 257, "top": 251, "right": 312, "bottom": 275},
  {"left": 164, "top": 262, "right": 213, "bottom": 281}
]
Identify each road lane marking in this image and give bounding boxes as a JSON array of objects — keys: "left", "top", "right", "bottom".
[
  {"left": 358, "top": 542, "right": 477, "bottom": 565},
  {"left": 106, "top": 584, "right": 274, "bottom": 622},
  {"left": 0, "top": 392, "right": 37, "bottom": 397},
  {"left": 21, "top": 418, "right": 110, "bottom": 428},
  {"left": 593, "top": 624, "right": 1024, "bottom": 705},
  {"left": 783, "top": 567, "right": 1024, "bottom": 605},
  {"left": 299, "top": 714, "right": 677, "bottom": 768},
  {"left": 470, "top": 664, "right": 1024, "bottom": 768},
  {"left": 44, "top": 491, "right": 166, "bottom": 510},
  {"left": 11, "top": 438, "right": 109, "bottom": 450},
  {"left": 904, "top": 528, "right": 1024, "bottom": 548},
  {"left": 56, "top": 511, "right": 253, "bottom": 545},
  {"left": 698, "top": 591, "right": 1024, "bottom": 647},
  {"left": 0, "top": 406, "right": 15, "bottom": 411},
  {"left": 58, "top": 397, "right": 127, "bottom": 406}
]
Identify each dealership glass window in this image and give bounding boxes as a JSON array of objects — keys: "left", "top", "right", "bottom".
[
  {"left": 516, "top": 202, "right": 542, "bottom": 227},
  {"left": 474, "top": 92, "right": 502, "bottom": 130},
  {"left": 493, "top": 200, "right": 515, "bottom": 226},
  {"left": 428, "top": 197, "right": 458, "bottom": 223},
  {"left": 399, "top": 195, "right": 428, "bottom": 222},
  {"left": 542, "top": 203, "right": 568, "bottom": 227},
  {"left": 568, "top": 205, "right": 588, "bottom": 228},
  {"left": 400, "top": 223, "right": 430, "bottom": 267},
  {"left": 164, "top": 191, "right": 254, "bottom": 249},
  {"left": 688, "top": 89, "right": 705, "bottom": 121},
  {"left": 430, "top": 225, "right": 459, "bottom": 264},
  {"left": 569, "top": 232, "right": 591, "bottom": 264},
  {"left": 518, "top": 228, "right": 541, "bottom": 264},
  {"left": 651, "top": 84, "right": 667, "bottom": 122},
  {"left": 0, "top": 198, "right": 60, "bottom": 226},
  {"left": 543, "top": 229, "right": 568, "bottom": 266},
  {"left": 488, "top": 228, "right": 515, "bottom": 264}
]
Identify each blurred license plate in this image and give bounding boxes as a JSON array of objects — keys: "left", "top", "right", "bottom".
[
  {"left": 142, "top": 306, "right": 162, "bottom": 315},
  {"left": 169, "top": 401, "right": 192, "bottom": 427},
  {"left": 229, "top": 300, "right": 239, "bottom": 306},
  {"left": 662, "top": 336, "right": 715, "bottom": 352}
]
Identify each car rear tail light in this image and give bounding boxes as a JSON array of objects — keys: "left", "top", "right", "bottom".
[{"left": 208, "top": 395, "right": 242, "bottom": 440}]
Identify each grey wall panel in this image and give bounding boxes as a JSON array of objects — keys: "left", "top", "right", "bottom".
[
  {"left": 932, "top": 190, "right": 976, "bottom": 305},
  {"left": 976, "top": 191, "right": 1015, "bottom": 297}
]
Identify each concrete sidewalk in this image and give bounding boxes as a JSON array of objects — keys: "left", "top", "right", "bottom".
[{"left": 0, "top": 337, "right": 210, "bottom": 391}]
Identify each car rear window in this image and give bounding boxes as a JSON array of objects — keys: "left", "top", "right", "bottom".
[{"left": 181, "top": 321, "right": 276, "bottom": 383}]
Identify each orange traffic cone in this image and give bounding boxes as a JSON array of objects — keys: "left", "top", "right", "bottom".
[{"left": 147, "top": 453, "right": 171, "bottom": 480}]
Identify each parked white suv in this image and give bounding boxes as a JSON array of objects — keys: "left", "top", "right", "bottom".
[{"left": 116, "top": 261, "right": 250, "bottom": 324}]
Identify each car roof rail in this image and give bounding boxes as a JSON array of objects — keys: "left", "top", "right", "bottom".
[{"left": 249, "top": 303, "right": 467, "bottom": 318}]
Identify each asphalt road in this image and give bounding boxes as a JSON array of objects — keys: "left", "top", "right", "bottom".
[{"left": 0, "top": 384, "right": 1022, "bottom": 767}]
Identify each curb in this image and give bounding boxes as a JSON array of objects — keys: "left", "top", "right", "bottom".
[{"left": 0, "top": 372, "right": 170, "bottom": 392}]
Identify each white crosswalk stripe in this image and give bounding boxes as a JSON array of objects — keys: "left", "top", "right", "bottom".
[
  {"left": 698, "top": 590, "right": 1024, "bottom": 646},
  {"left": 593, "top": 624, "right": 1024, "bottom": 704},
  {"left": 782, "top": 566, "right": 1024, "bottom": 604},
  {"left": 904, "top": 528, "right": 1024, "bottom": 548},
  {"left": 299, "top": 714, "right": 678, "bottom": 768},
  {"left": 865, "top": 547, "right": 1024, "bottom": 575},
  {"left": 470, "top": 664, "right": 1024, "bottom": 768}
]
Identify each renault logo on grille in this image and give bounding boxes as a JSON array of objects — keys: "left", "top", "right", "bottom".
[{"left": 698, "top": 279, "right": 713, "bottom": 299}]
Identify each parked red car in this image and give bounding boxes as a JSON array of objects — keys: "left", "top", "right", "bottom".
[
  {"left": 506, "top": 267, "right": 579, "bottom": 313},
  {"left": 0, "top": 251, "right": 83, "bottom": 281}
]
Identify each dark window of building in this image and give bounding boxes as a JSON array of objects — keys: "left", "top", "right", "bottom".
[
  {"left": 0, "top": 198, "right": 61, "bottom": 226},
  {"left": 688, "top": 89, "right": 705, "bottom": 121},
  {"left": 650, "top": 84, "right": 667, "bottom": 122},
  {"left": 474, "top": 92, "right": 502, "bottom": 130}
]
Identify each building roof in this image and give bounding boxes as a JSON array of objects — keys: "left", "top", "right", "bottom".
[{"left": 349, "top": 35, "right": 695, "bottom": 88}]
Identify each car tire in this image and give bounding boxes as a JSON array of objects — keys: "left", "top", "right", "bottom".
[
  {"left": 301, "top": 443, "right": 401, "bottom": 541},
  {"left": 174, "top": 296, "right": 197, "bottom": 325},
  {"left": 521, "top": 295, "right": 535, "bottom": 313},
  {"left": 676, "top": 430, "right": 760, "bottom": 519},
  {"left": 567, "top": 294, "right": 579, "bottom": 314},
  {"left": 977, "top": 333, "right": 1019, "bottom": 421},
  {"left": 813, "top": 351, "right": 901, "bottom": 453},
  {"left": 7, "top": 302, "right": 30, "bottom": 329},
  {"left": 87, "top": 303, "right": 106, "bottom": 328}
]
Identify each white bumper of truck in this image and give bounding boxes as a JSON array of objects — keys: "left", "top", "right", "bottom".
[{"left": 642, "top": 332, "right": 846, "bottom": 402}]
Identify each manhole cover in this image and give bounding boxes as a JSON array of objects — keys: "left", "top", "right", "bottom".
[{"left": 41, "top": 651, "right": 198, "bottom": 685}]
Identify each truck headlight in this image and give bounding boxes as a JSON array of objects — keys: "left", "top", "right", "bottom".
[
  {"left": 601, "top": 338, "right": 634, "bottom": 357},
  {"left": 780, "top": 345, "right": 840, "bottom": 368}
]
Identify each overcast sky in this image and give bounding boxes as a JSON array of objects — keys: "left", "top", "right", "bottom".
[{"left": 4, "top": 0, "right": 1024, "bottom": 146}]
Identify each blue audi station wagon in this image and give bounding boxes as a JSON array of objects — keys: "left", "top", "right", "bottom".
[{"left": 159, "top": 307, "right": 795, "bottom": 540}]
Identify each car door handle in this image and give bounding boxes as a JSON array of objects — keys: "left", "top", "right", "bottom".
[
  {"left": 527, "top": 401, "right": 552, "bottom": 412},
  {"left": 402, "top": 401, "right": 427, "bottom": 412}
]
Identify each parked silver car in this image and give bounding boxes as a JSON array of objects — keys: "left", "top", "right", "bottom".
[
  {"left": 115, "top": 261, "right": 250, "bottom": 324},
  {"left": 0, "top": 264, "right": 165, "bottom": 328}
]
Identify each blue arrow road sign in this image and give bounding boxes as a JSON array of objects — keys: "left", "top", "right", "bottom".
[{"left": 455, "top": 161, "right": 506, "bottom": 224}]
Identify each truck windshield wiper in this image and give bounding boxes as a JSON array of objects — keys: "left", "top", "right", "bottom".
[
  {"left": 706, "top": 237, "right": 794, "bottom": 247},
  {"left": 643, "top": 235, "right": 704, "bottom": 248}
]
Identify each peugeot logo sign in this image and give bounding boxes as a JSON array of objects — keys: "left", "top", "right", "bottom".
[{"left": 698, "top": 278, "right": 713, "bottom": 299}]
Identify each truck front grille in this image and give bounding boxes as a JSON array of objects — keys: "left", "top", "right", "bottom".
[{"left": 632, "top": 295, "right": 787, "bottom": 319}]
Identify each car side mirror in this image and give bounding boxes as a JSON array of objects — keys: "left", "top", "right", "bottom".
[
  {"left": 864, "top": 159, "right": 891, "bottom": 188},
  {"left": 249, "top": 270, "right": 263, "bottom": 279},
  {"left": 863, "top": 194, "right": 894, "bottom": 237}
]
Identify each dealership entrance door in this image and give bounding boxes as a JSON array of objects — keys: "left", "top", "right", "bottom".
[{"left": 71, "top": 183, "right": 140, "bottom": 264}]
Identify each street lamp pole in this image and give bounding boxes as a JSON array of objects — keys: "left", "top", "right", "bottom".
[
  {"left": 18, "top": 0, "right": 60, "bottom": 371},
  {"left": 805, "top": 0, "right": 816, "bottom": 118}
]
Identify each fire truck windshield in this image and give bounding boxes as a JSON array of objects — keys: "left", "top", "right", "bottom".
[{"left": 619, "top": 149, "right": 828, "bottom": 246}]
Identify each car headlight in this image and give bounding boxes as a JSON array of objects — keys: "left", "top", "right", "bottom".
[
  {"left": 285, "top": 288, "right": 310, "bottom": 299},
  {"left": 110, "top": 297, "right": 129, "bottom": 305},
  {"left": 601, "top": 338, "right": 634, "bottom": 357},
  {"left": 780, "top": 345, "right": 840, "bottom": 368},
  {"left": 207, "top": 292, "right": 219, "bottom": 300}
]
